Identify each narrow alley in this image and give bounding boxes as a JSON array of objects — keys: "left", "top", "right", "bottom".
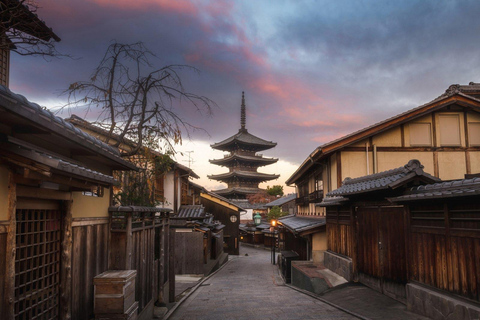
[{"left": 167, "top": 245, "right": 357, "bottom": 320}]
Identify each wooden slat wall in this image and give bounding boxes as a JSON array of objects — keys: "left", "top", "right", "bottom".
[
  {"left": 71, "top": 223, "right": 109, "bottom": 320},
  {"left": 326, "top": 207, "right": 353, "bottom": 257},
  {"left": 131, "top": 227, "right": 155, "bottom": 313},
  {"left": 357, "top": 208, "right": 381, "bottom": 278},
  {"left": 174, "top": 232, "right": 204, "bottom": 275},
  {"left": 408, "top": 202, "right": 480, "bottom": 302}
]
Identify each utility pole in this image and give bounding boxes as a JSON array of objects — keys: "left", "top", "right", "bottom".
[{"left": 183, "top": 151, "right": 194, "bottom": 168}]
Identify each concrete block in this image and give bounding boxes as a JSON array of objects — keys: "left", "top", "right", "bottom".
[
  {"left": 406, "top": 283, "right": 480, "bottom": 320},
  {"left": 324, "top": 251, "right": 352, "bottom": 282}
]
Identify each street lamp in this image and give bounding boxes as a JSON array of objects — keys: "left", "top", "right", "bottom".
[
  {"left": 253, "top": 212, "right": 262, "bottom": 226},
  {"left": 270, "top": 219, "right": 277, "bottom": 264}
]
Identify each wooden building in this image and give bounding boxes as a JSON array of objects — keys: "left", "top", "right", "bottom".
[
  {"left": 171, "top": 205, "right": 227, "bottom": 275},
  {"left": 209, "top": 92, "right": 279, "bottom": 199},
  {"left": 66, "top": 115, "right": 201, "bottom": 214},
  {"left": 321, "top": 160, "right": 480, "bottom": 319},
  {"left": 286, "top": 82, "right": 480, "bottom": 263},
  {"left": 199, "top": 191, "right": 243, "bottom": 255},
  {"left": 0, "top": 85, "right": 140, "bottom": 320},
  {"left": 265, "top": 193, "right": 298, "bottom": 215}
]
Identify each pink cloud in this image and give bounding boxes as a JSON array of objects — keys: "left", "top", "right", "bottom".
[{"left": 90, "top": 0, "right": 198, "bottom": 14}]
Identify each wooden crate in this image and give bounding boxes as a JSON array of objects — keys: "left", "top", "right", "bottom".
[
  {"left": 95, "top": 301, "right": 138, "bottom": 320},
  {"left": 94, "top": 270, "right": 137, "bottom": 314}
]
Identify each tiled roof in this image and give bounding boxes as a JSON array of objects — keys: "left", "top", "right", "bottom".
[
  {"left": 326, "top": 160, "right": 439, "bottom": 197},
  {"left": 265, "top": 194, "right": 297, "bottom": 207},
  {"left": 390, "top": 177, "right": 480, "bottom": 202},
  {"left": 229, "top": 199, "right": 267, "bottom": 210},
  {"left": 208, "top": 170, "right": 279, "bottom": 181},
  {"left": 278, "top": 215, "right": 326, "bottom": 234},
  {"left": 210, "top": 153, "right": 278, "bottom": 165},
  {"left": 317, "top": 196, "right": 349, "bottom": 207},
  {"left": 109, "top": 206, "right": 172, "bottom": 213},
  {"left": 202, "top": 191, "right": 246, "bottom": 211},
  {"left": 175, "top": 205, "right": 206, "bottom": 218},
  {"left": 211, "top": 187, "right": 264, "bottom": 197},
  {"left": 211, "top": 129, "right": 276, "bottom": 151},
  {"left": 0, "top": 86, "right": 136, "bottom": 170}
]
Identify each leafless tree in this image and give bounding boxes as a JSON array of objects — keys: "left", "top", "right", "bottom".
[
  {"left": 62, "top": 42, "right": 215, "bottom": 156},
  {"left": 0, "top": 0, "right": 61, "bottom": 56}
]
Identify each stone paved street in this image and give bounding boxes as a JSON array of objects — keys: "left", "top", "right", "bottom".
[{"left": 168, "top": 245, "right": 357, "bottom": 320}]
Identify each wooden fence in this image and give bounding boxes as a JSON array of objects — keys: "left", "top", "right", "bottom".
[
  {"left": 109, "top": 207, "right": 171, "bottom": 317},
  {"left": 326, "top": 206, "right": 353, "bottom": 258}
]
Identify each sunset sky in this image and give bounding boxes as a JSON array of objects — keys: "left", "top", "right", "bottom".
[{"left": 9, "top": 0, "right": 480, "bottom": 192}]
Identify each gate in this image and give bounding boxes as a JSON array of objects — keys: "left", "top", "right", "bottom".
[
  {"left": 14, "top": 200, "right": 62, "bottom": 320},
  {"left": 356, "top": 206, "right": 407, "bottom": 302}
]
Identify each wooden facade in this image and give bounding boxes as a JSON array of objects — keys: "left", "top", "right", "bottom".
[{"left": 323, "top": 164, "right": 480, "bottom": 317}]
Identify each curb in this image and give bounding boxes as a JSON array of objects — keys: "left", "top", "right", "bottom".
[
  {"left": 162, "top": 257, "right": 235, "bottom": 320},
  {"left": 283, "top": 281, "right": 371, "bottom": 320}
]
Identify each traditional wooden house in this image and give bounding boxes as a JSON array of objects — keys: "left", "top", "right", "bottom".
[
  {"left": 286, "top": 82, "right": 480, "bottom": 263},
  {"left": 0, "top": 85, "right": 143, "bottom": 320},
  {"left": 321, "top": 160, "right": 480, "bottom": 320},
  {"left": 66, "top": 115, "right": 201, "bottom": 213},
  {"left": 170, "top": 205, "right": 227, "bottom": 275},
  {"left": 199, "top": 191, "right": 243, "bottom": 255}
]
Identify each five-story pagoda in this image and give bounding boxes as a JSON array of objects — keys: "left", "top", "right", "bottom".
[{"left": 209, "top": 92, "right": 279, "bottom": 199}]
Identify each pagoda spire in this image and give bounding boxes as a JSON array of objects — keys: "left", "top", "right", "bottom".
[{"left": 240, "top": 91, "right": 246, "bottom": 131}]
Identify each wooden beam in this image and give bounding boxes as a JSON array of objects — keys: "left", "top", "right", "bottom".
[
  {"left": 168, "top": 226, "right": 175, "bottom": 303},
  {"left": 4, "top": 171, "right": 15, "bottom": 319},
  {"left": 60, "top": 200, "right": 73, "bottom": 320},
  {"left": 434, "top": 151, "right": 439, "bottom": 178},
  {"left": 401, "top": 124, "right": 405, "bottom": 148},
  {"left": 432, "top": 113, "right": 437, "bottom": 148},
  {"left": 16, "top": 185, "right": 72, "bottom": 200},
  {"left": 336, "top": 152, "right": 342, "bottom": 188},
  {"left": 342, "top": 146, "right": 480, "bottom": 152}
]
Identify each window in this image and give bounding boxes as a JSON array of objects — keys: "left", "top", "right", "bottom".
[
  {"left": 409, "top": 123, "right": 432, "bottom": 146},
  {"left": 468, "top": 122, "right": 480, "bottom": 146},
  {"left": 439, "top": 114, "right": 461, "bottom": 146},
  {"left": 154, "top": 176, "right": 164, "bottom": 202},
  {"left": 83, "top": 186, "right": 104, "bottom": 197}
]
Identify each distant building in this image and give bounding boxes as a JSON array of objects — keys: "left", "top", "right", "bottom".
[
  {"left": 209, "top": 92, "right": 279, "bottom": 199},
  {"left": 264, "top": 193, "right": 297, "bottom": 215}
]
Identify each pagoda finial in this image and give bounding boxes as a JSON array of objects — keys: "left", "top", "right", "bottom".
[{"left": 241, "top": 91, "right": 246, "bottom": 131}]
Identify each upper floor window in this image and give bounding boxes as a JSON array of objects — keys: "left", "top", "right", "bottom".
[
  {"left": 439, "top": 114, "right": 461, "bottom": 146},
  {"left": 468, "top": 122, "right": 480, "bottom": 146},
  {"left": 409, "top": 122, "right": 432, "bottom": 146}
]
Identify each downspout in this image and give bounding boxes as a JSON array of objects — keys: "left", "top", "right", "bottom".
[
  {"left": 373, "top": 144, "right": 377, "bottom": 174},
  {"left": 366, "top": 142, "right": 370, "bottom": 175}
]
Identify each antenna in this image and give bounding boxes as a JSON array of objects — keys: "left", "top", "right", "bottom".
[{"left": 183, "top": 151, "right": 195, "bottom": 168}]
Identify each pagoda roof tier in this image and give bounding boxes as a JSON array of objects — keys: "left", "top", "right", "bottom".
[
  {"left": 209, "top": 154, "right": 278, "bottom": 166},
  {"left": 208, "top": 170, "right": 279, "bottom": 182},
  {"left": 212, "top": 187, "right": 264, "bottom": 197},
  {"left": 211, "top": 129, "right": 277, "bottom": 152}
]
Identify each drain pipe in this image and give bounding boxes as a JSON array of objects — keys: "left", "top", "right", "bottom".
[
  {"left": 366, "top": 142, "right": 370, "bottom": 175},
  {"left": 373, "top": 144, "right": 377, "bottom": 174}
]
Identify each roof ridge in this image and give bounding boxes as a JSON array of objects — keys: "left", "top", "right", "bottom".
[{"left": 343, "top": 159, "right": 423, "bottom": 185}]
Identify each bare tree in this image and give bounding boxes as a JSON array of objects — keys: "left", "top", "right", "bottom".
[
  {"left": 62, "top": 42, "right": 215, "bottom": 156},
  {"left": 0, "top": 0, "right": 61, "bottom": 56}
]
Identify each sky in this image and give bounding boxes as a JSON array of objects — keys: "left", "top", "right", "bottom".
[{"left": 9, "top": 0, "right": 480, "bottom": 193}]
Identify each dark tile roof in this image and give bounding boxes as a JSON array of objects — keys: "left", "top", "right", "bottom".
[
  {"left": 209, "top": 170, "right": 279, "bottom": 181},
  {"left": 265, "top": 193, "right": 297, "bottom": 207},
  {"left": 211, "top": 187, "right": 264, "bottom": 197},
  {"left": 229, "top": 199, "right": 267, "bottom": 210},
  {"left": 202, "top": 191, "right": 246, "bottom": 211},
  {"left": 0, "top": 86, "right": 136, "bottom": 170},
  {"left": 211, "top": 129, "right": 276, "bottom": 151},
  {"left": 390, "top": 177, "right": 480, "bottom": 203},
  {"left": 326, "top": 160, "right": 439, "bottom": 197},
  {"left": 278, "top": 215, "right": 326, "bottom": 234},
  {"left": 317, "top": 196, "right": 349, "bottom": 207},
  {"left": 175, "top": 205, "right": 206, "bottom": 218},
  {"left": 210, "top": 153, "right": 278, "bottom": 165},
  {"left": 109, "top": 206, "right": 172, "bottom": 213}
]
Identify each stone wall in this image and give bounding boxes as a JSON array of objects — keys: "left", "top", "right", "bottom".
[
  {"left": 324, "top": 251, "right": 352, "bottom": 282},
  {"left": 407, "top": 283, "right": 480, "bottom": 320}
]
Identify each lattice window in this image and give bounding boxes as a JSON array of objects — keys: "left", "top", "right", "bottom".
[
  {"left": 154, "top": 176, "right": 164, "bottom": 202},
  {"left": 15, "top": 208, "right": 61, "bottom": 320}
]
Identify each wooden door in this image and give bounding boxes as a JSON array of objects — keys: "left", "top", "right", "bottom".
[
  {"left": 15, "top": 199, "right": 62, "bottom": 320},
  {"left": 356, "top": 206, "right": 407, "bottom": 302}
]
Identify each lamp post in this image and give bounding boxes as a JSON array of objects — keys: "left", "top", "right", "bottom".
[
  {"left": 270, "top": 219, "right": 277, "bottom": 265},
  {"left": 253, "top": 212, "right": 261, "bottom": 226}
]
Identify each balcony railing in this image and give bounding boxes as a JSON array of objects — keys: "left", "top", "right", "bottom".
[
  {"left": 309, "top": 190, "right": 324, "bottom": 203},
  {"left": 295, "top": 195, "right": 309, "bottom": 205}
]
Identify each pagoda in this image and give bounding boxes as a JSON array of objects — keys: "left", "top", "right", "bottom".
[{"left": 209, "top": 92, "right": 279, "bottom": 199}]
